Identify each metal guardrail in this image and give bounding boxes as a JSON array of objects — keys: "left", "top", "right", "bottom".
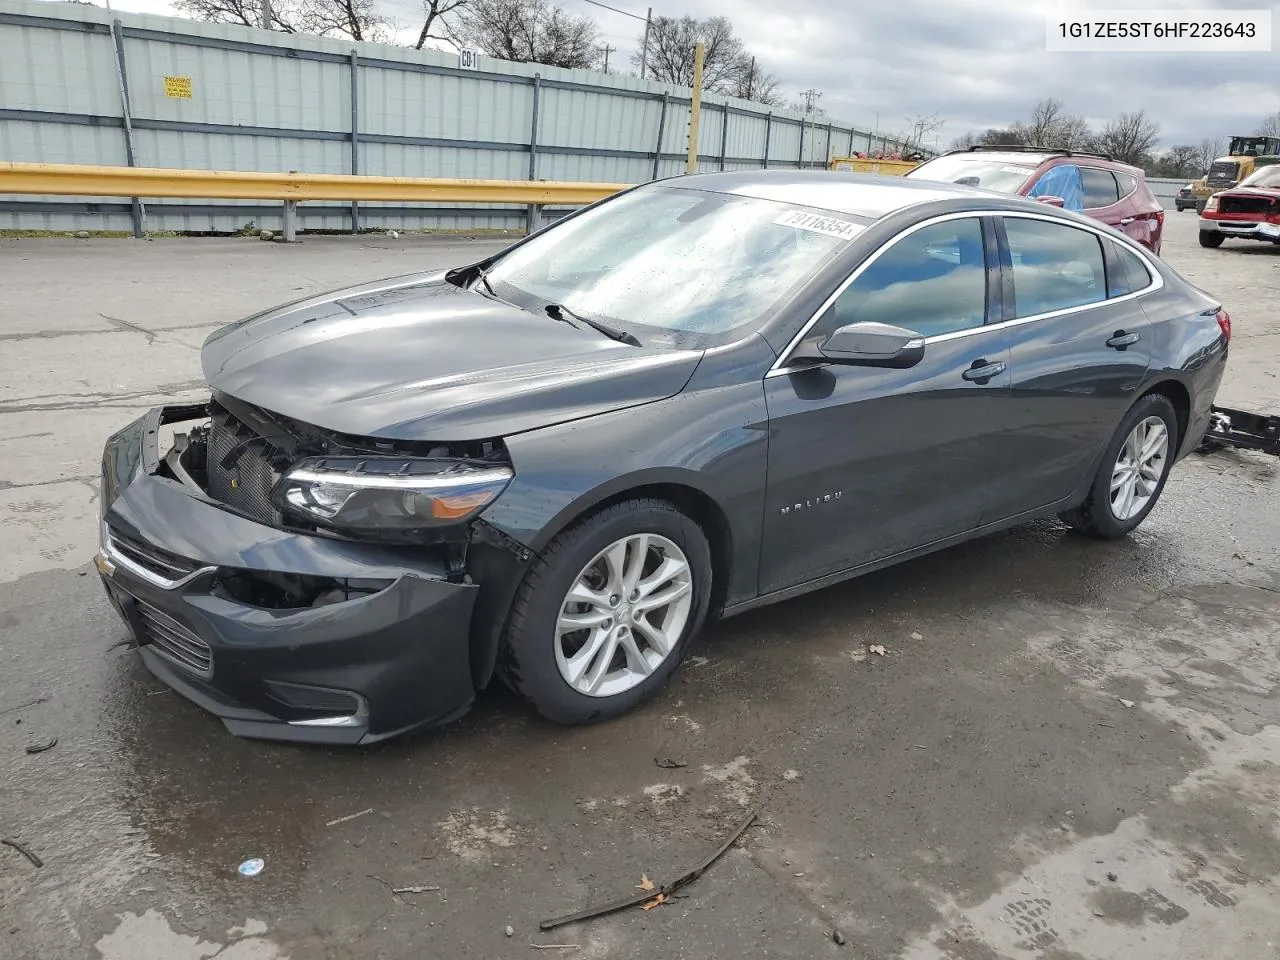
[{"left": 0, "top": 162, "right": 630, "bottom": 238}]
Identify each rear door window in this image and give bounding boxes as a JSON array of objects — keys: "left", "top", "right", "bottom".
[
  {"left": 1081, "top": 167, "right": 1121, "bottom": 208},
  {"left": 1115, "top": 172, "right": 1138, "bottom": 199},
  {"left": 1104, "top": 239, "right": 1154, "bottom": 297},
  {"left": 1003, "top": 217, "right": 1106, "bottom": 318}
]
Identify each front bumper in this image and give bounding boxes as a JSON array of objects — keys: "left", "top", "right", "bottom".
[
  {"left": 1199, "top": 216, "right": 1280, "bottom": 240},
  {"left": 96, "top": 405, "right": 479, "bottom": 745}
]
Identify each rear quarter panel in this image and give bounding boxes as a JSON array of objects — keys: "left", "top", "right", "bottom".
[{"left": 1137, "top": 280, "right": 1229, "bottom": 458}]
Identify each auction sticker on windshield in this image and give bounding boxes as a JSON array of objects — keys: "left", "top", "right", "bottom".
[{"left": 774, "top": 210, "right": 864, "bottom": 241}]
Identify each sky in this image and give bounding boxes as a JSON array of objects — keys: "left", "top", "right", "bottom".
[{"left": 43, "top": 0, "right": 1280, "bottom": 150}]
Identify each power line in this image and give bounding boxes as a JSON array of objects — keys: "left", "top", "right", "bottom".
[{"left": 579, "top": 0, "right": 649, "bottom": 22}]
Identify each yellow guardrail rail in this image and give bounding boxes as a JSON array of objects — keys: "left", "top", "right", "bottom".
[{"left": 0, "top": 162, "right": 629, "bottom": 205}]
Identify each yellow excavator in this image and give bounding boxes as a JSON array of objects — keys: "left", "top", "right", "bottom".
[{"left": 1192, "top": 135, "right": 1280, "bottom": 211}]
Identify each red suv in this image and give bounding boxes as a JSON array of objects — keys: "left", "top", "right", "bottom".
[{"left": 905, "top": 146, "right": 1165, "bottom": 255}]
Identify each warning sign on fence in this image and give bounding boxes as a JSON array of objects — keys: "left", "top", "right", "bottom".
[{"left": 163, "top": 76, "right": 193, "bottom": 99}]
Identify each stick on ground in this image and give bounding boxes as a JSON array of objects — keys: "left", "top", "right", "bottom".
[{"left": 539, "top": 808, "right": 758, "bottom": 931}]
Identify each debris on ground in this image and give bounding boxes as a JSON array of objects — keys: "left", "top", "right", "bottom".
[
  {"left": 654, "top": 757, "right": 687, "bottom": 769},
  {"left": 392, "top": 885, "right": 441, "bottom": 895},
  {"left": 1118, "top": 699, "right": 1136, "bottom": 708},
  {"left": 1107, "top": 872, "right": 1118, "bottom": 882},
  {"left": 238, "top": 858, "right": 265, "bottom": 877},
  {"left": 869, "top": 645, "right": 887, "bottom": 656},
  {"left": 636, "top": 875, "right": 655, "bottom": 891},
  {"left": 24, "top": 737, "right": 57, "bottom": 754},
  {"left": 539, "top": 808, "right": 758, "bottom": 931},
  {"left": 782, "top": 769, "right": 801, "bottom": 782},
  {"left": 258, "top": 229, "right": 274, "bottom": 241},
  {"left": 910, "top": 632, "right": 924, "bottom": 641},
  {"left": 505, "top": 925, "right": 515, "bottom": 937},
  {"left": 326, "top": 808, "right": 374, "bottom": 827},
  {"left": 0, "top": 696, "right": 49, "bottom": 718},
  {"left": 530, "top": 945, "right": 580, "bottom": 951},
  {"left": 2, "top": 838, "right": 43, "bottom": 868},
  {"left": 832, "top": 929, "right": 847, "bottom": 945}
]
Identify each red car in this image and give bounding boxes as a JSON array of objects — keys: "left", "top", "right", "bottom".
[
  {"left": 1197, "top": 163, "right": 1280, "bottom": 248},
  {"left": 905, "top": 146, "right": 1165, "bottom": 255}
]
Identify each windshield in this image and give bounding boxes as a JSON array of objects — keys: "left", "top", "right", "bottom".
[
  {"left": 905, "top": 155, "right": 1037, "bottom": 193},
  {"left": 1239, "top": 165, "right": 1280, "bottom": 189},
  {"left": 482, "top": 185, "right": 861, "bottom": 348},
  {"left": 1228, "top": 137, "right": 1280, "bottom": 156}
]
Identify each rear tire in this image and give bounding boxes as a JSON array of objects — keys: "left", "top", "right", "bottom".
[
  {"left": 1198, "top": 230, "right": 1225, "bottom": 248},
  {"left": 1059, "top": 393, "right": 1179, "bottom": 539},
  {"left": 498, "top": 499, "right": 711, "bottom": 725}
]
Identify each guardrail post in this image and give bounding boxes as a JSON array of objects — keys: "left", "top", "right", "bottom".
[
  {"left": 762, "top": 113, "right": 772, "bottom": 169},
  {"left": 527, "top": 74, "right": 541, "bottom": 234},
  {"left": 848, "top": 128, "right": 855, "bottom": 158},
  {"left": 350, "top": 49, "right": 360, "bottom": 234},
  {"left": 652, "top": 93, "right": 669, "bottom": 180},
  {"left": 798, "top": 117, "right": 805, "bottom": 169},
  {"left": 282, "top": 200, "right": 298, "bottom": 242}
]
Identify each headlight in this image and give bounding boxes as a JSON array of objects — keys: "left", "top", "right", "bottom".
[
  {"left": 1204, "top": 195, "right": 1219, "bottom": 212},
  {"left": 276, "top": 457, "right": 513, "bottom": 535}
]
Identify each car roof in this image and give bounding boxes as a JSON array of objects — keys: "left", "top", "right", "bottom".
[
  {"left": 665, "top": 170, "right": 1003, "bottom": 221},
  {"left": 932, "top": 150, "right": 1144, "bottom": 176}
]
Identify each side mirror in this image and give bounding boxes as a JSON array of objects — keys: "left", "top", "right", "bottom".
[
  {"left": 797, "top": 321, "right": 925, "bottom": 369},
  {"left": 1035, "top": 195, "right": 1066, "bottom": 207}
]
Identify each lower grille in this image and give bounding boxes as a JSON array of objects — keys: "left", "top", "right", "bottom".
[
  {"left": 110, "top": 530, "right": 199, "bottom": 581},
  {"left": 207, "top": 403, "right": 281, "bottom": 525},
  {"left": 136, "top": 600, "right": 213, "bottom": 677}
]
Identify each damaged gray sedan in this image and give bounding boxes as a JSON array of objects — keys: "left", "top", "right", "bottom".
[{"left": 96, "top": 171, "right": 1230, "bottom": 744}]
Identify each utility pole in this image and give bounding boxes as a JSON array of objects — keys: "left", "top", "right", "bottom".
[
  {"left": 686, "top": 40, "right": 705, "bottom": 174},
  {"left": 639, "top": 7, "right": 652, "bottom": 80},
  {"left": 800, "top": 88, "right": 821, "bottom": 115},
  {"left": 601, "top": 44, "right": 614, "bottom": 73},
  {"left": 260, "top": 0, "right": 271, "bottom": 28},
  {"left": 746, "top": 56, "right": 755, "bottom": 100}
]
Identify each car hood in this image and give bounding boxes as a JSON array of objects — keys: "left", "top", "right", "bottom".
[{"left": 201, "top": 272, "right": 703, "bottom": 441}]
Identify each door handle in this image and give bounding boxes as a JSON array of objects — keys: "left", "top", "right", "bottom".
[
  {"left": 1106, "top": 330, "right": 1141, "bottom": 350},
  {"left": 1119, "top": 217, "right": 1135, "bottom": 225},
  {"left": 962, "top": 359, "right": 1006, "bottom": 383}
]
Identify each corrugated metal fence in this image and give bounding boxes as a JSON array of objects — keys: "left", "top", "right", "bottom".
[{"left": 0, "top": 0, "right": 908, "bottom": 234}]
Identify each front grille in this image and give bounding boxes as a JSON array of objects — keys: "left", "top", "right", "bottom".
[
  {"left": 208, "top": 403, "right": 281, "bottom": 525},
  {"left": 1220, "top": 196, "right": 1276, "bottom": 216},
  {"left": 135, "top": 600, "right": 213, "bottom": 677},
  {"left": 110, "top": 529, "right": 199, "bottom": 581}
]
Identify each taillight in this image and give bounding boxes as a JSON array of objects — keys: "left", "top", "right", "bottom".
[
  {"left": 1154, "top": 209, "right": 1165, "bottom": 225},
  {"left": 1217, "top": 308, "right": 1231, "bottom": 342}
]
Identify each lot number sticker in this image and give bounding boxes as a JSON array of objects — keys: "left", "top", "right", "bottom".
[
  {"left": 774, "top": 209, "right": 863, "bottom": 241},
  {"left": 163, "top": 76, "right": 193, "bottom": 99}
]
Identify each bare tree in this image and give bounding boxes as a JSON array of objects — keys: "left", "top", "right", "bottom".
[
  {"left": 950, "top": 132, "right": 977, "bottom": 150},
  {"left": 1013, "top": 98, "right": 1092, "bottom": 149},
  {"left": 456, "top": 0, "right": 600, "bottom": 69},
  {"left": 633, "top": 15, "right": 748, "bottom": 94},
  {"left": 174, "top": 0, "right": 391, "bottom": 39},
  {"left": 1260, "top": 110, "right": 1280, "bottom": 138},
  {"left": 1194, "top": 137, "right": 1223, "bottom": 173},
  {"left": 977, "top": 127, "right": 1026, "bottom": 146},
  {"left": 415, "top": 0, "right": 468, "bottom": 49},
  {"left": 1092, "top": 109, "right": 1161, "bottom": 165},
  {"left": 1150, "top": 144, "right": 1200, "bottom": 178},
  {"left": 728, "top": 56, "right": 783, "bottom": 107}
]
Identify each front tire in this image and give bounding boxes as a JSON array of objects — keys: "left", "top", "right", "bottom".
[
  {"left": 1198, "top": 230, "right": 1225, "bottom": 248},
  {"left": 1059, "top": 393, "right": 1178, "bottom": 539},
  {"left": 499, "top": 499, "right": 712, "bottom": 725}
]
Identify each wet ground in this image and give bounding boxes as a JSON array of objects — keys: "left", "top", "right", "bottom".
[{"left": 2, "top": 214, "right": 1279, "bottom": 960}]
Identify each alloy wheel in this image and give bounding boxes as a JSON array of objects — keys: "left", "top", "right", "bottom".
[
  {"left": 554, "top": 534, "right": 693, "bottom": 698},
  {"left": 1110, "top": 415, "right": 1169, "bottom": 521}
]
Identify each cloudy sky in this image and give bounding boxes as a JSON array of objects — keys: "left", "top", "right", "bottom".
[{"left": 43, "top": 0, "right": 1280, "bottom": 148}]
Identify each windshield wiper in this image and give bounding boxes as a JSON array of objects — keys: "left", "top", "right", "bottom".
[{"left": 545, "top": 303, "right": 640, "bottom": 346}]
